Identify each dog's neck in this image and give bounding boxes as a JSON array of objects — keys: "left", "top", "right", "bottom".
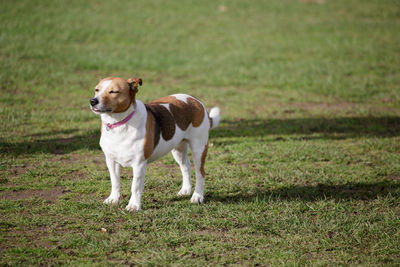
[{"left": 101, "top": 102, "right": 136, "bottom": 125}]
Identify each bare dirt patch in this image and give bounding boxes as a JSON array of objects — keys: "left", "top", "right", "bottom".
[
  {"left": 55, "top": 152, "right": 105, "bottom": 170},
  {"left": 238, "top": 162, "right": 261, "bottom": 173},
  {"left": 90, "top": 154, "right": 106, "bottom": 168},
  {"left": 386, "top": 174, "right": 400, "bottom": 181},
  {"left": 56, "top": 137, "right": 76, "bottom": 144},
  {"left": 0, "top": 187, "right": 67, "bottom": 201},
  {"left": 152, "top": 161, "right": 178, "bottom": 170},
  {"left": 191, "top": 229, "right": 254, "bottom": 244},
  {"left": 193, "top": 229, "right": 230, "bottom": 239},
  {"left": 54, "top": 153, "right": 88, "bottom": 165},
  {"left": 9, "top": 163, "right": 31, "bottom": 177},
  {"left": 61, "top": 170, "right": 85, "bottom": 181}
]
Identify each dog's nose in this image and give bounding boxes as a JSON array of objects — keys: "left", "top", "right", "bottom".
[{"left": 90, "top": 98, "right": 99, "bottom": 106}]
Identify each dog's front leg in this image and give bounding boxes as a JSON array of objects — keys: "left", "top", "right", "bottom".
[
  {"left": 126, "top": 161, "right": 147, "bottom": 212},
  {"left": 103, "top": 156, "right": 121, "bottom": 205}
]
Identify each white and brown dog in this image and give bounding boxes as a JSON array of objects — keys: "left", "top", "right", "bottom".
[{"left": 90, "top": 77, "right": 220, "bottom": 211}]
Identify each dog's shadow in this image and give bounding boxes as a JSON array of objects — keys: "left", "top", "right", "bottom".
[
  {"left": 0, "top": 128, "right": 101, "bottom": 156},
  {"left": 211, "top": 116, "right": 400, "bottom": 141},
  {"left": 202, "top": 180, "right": 400, "bottom": 204}
]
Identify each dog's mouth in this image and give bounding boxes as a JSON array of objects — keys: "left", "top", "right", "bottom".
[{"left": 91, "top": 106, "right": 113, "bottom": 114}]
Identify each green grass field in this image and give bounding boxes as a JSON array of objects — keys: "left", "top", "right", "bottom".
[{"left": 1, "top": 0, "right": 400, "bottom": 265}]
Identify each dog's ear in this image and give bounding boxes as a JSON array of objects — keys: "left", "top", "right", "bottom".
[{"left": 127, "top": 77, "right": 143, "bottom": 93}]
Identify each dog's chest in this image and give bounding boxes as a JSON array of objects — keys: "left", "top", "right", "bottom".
[{"left": 100, "top": 126, "right": 145, "bottom": 166}]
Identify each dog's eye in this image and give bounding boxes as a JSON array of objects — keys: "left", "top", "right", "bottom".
[
  {"left": 95, "top": 88, "right": 99, "bottom": 92},
  {"left": 109, "top": 91, "right": 119, "bottom": 94}
]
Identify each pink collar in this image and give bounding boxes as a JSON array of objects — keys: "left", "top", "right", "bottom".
[{"left": 104, "top": 109, "right": 136, "bottom": 131}]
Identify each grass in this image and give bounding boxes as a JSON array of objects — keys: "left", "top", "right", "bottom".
[{"left": 1, "top": 0, "right": 400, "bottom": 265}]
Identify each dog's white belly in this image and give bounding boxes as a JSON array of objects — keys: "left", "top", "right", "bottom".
[{"left": 147, "top": 127, "right": 186, "bottom": 163}]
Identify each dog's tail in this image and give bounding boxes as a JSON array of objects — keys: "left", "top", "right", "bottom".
[{"left": 209, "top": 107, "right": 221, "bottom": 130}]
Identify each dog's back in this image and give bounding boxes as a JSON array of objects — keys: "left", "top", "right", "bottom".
[
  {"left": 143, "top": 94, "right": 219, "bottom": 163},
  {"left": 145, "top": 94, "right": 207, "bottom": 139}
]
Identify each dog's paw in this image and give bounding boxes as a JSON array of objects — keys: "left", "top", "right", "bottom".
[
  {"left": 177, "top": 186, "right": 192, "bottom": 196},
  {"left": 125, "top": 203, "right": 141, "bottom": 212},
  {"left": 190, "top": 192, "right": 204, "bottom": 204},
  {"left": 103, "top": 194, "right": 120, "bottom": 205}
]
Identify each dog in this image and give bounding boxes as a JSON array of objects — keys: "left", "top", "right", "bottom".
[{"left": 90, "top": 77, "right": 220, "bottom": 211}]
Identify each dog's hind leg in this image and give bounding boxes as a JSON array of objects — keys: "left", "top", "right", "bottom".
[
  {"left": 189, "top": 140, "right": 208, "bottom": 204},
  {"left": 172, "top": 141, "right": 192, "bottom": 196},
  {"left": 103, "top": 156, "right": 121, "bottom": 205}
]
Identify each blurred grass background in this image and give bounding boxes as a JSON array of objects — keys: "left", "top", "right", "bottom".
[{"left": 1, "top": 0, "right": 400, "bottom": 101}]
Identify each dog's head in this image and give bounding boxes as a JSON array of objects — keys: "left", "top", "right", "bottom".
[{"left": 90, "top": 77, "right": 142, "bottom": 114}]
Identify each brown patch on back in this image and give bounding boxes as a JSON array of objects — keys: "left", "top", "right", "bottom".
[
  {"left": 0, "top": 187, "right": 66, "bottom": 201},
  {"left": 200, "top": 144, "right": 208, "bottom": 177},
  {"left": 169, "top": 98, "right": 193, "bottom": 130},
  {"left": 150, "top": 96, "right": 205, "bottom": 131},
  {"left": 145, "top": 104, "right": 175, "bottom": 141},
  {"left": 187, "top": 97, "right": 205, "bottom": 127}
]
